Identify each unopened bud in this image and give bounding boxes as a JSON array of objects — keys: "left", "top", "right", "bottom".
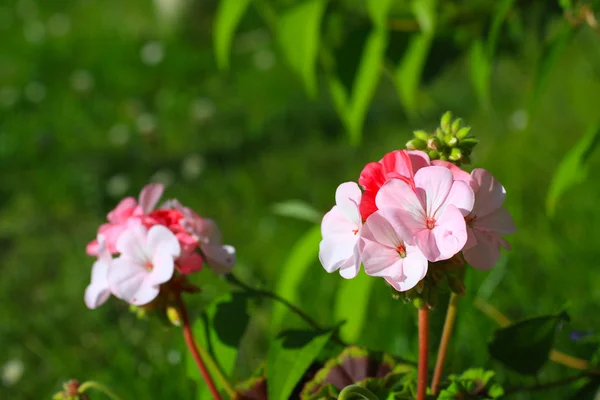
[
  {"left": 413, "top": 130, "right": 430, "bottom": 141},
  {"left": 456, "top": 126, "right": 471, "bottom": 139},
  {"left": 449, "top": 147, "right": 463, "bottom": 161},
  {"left": 451, "top": 118, "right": 461, "bottom": 134},
  {"left": 459, "top": 137, "right": 479, "bottom": 149},
  {"left": 406, "top": 138, "right": 426, "bottom": 150},
  {"left": 439, "top": 154, "right": 448, "bottom": 161},
  {"left": 427, "top": 136, "right": 442, "bottom": 150},
  {"left": 427, "top": 149, "right": 440, "bottom": 160},
  {"left": 445, "top": 136, "right": 458, "bottom": 147},
  {"left": 440, "top": 111, "right": 452, "bottom": 131},
  {"left": 413, "top": 297, "right": 425, "bottom": 309},
  {"left": 166, "top": 306, "right": 182, "bottom": 326}
]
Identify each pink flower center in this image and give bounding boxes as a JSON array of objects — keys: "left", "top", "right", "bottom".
[
  {"left": 425, "top": 217, "right": 436, "bottom": 230},
  {"left": 466, "top": 215, "right": 477, "bottom": 225},
  {"left": 397, "top": 244, "right": 407, "bottom": 258},
  {"left": 352, "top": 228, "right": 359, "bottom": 235},
  {"left": 145, "top": 262, "right": 153, "bottom": 271}
]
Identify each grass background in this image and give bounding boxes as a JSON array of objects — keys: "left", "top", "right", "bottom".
[{"left": 1, "top": 0, "right": 600, "bottom": 399}]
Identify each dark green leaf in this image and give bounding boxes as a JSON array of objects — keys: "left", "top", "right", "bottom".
[
  {"left": 487, "top": 0, "right": 515, "bottom": 57},
  {"left": 569, "top": 378, "right": 600, "bottom": 400},
  {"left": 547, "top": 122, "right": 600, "bottom": 216},
  {"left": 334, "top": 273, "right": 375, "bottom": 343},
  {"left": 214, "top": 0, "right": 251, "bottom": 70},
  {"left": 469, "top": 39, "right": 491, "bottom": 109},
  {"left": 277, "top": 0, "right": 327, "bottom": 97},
  {"left": 488, "top": 313, "right": 568, "bottom": 375},
  {"left": 267, "top": 329, "right": 333, "bottom": 400}
]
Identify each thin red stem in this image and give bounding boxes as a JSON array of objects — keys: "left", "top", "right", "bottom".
[
  {"left": 177, "top": 295, "right": 222, "bottom": 400},
  {"left": 418, "top": 307, "right": 429, "bottom": 400},
  {"left": 431, "top": 293, "right": 460, "bottom": 395}
]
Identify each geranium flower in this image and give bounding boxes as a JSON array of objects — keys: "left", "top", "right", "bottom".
[
  {"left": 108, "top": 225, "right": 181, "bottom": 306},
  {"left": 376, "top": 166, "right": 474, "bottom": 262},
  {"left": 319, "top": 182, "right": 363, "bottom": 279},
  {"left": 360, "top": 211, "right": 428, "bottom": 292},
  {"left": 84, "top": 235, "right": 113, "bottom": 309},
  {"left": 462, "top": 169, "right": 517, "bottom": 270},
  {"left": 358, "top": 150, "right": 430, "bottom": 219}
]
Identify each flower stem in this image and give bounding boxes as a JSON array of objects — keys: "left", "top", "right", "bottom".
[
  {"left": 338, "top": 384, "right": 381, "bottom": 400},
  {"left": 431, "top": 293, "right": 460, "bottom": 395},
  {"left": 176, "top": 295, "right": 223, "bottom": 400},
  {"left": 77, "top": 381, "right": 123, "bottom": 400},
  {"left": 417, "top": 307, "right": 429, "bottom": 400}
]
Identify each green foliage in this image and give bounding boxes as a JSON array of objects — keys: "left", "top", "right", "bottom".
[
  {"left": 277, "top": 0, "right": 327, "bottom": 97},
  {"left": 271, "top": 199, "right": 323, "bottom": 223},
  {"left": 334, "top": 273, "right": 375, "bottom": 343},
  {"left": 438, "top": 369, "right": 504, "bottom": 399},
  {"left": 547, "top": 122, "right": 600, "bottom": 216},
  {"left": 266, "top": 329, "right": 333, "bottom": 400},
  {"left": 488, "top": 313, "right": 569, "bottom": 375},
  {"left": 469, "top": 40, "right": 492, "bottom": 110},
  {"left": 214, "top": 0, "right": 252, "bottom": 70}
]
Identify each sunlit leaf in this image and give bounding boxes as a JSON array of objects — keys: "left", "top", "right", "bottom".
[
  {"left": 271, "top": 199, "right": 323, "bottom": 223},
  {"left": 412, "top": 0, "right": 437, "bottom": 34},
  {"left": 367, "top": 0, "right": 393, "bottom": 28},
  {"left": 277, "top": 0, "right": 327, "bottom": 97},
  {"left": 469, "top": 39, "right": 491, "bottom": 109},
  {"left": 346, "top": 28, "right": 388, "bottom": 145},
  {"left": 267, "top": 329, "right": 333, "bottom": 400},
  {"left": 214, "top": 0, "right": 251, "bottom": 70},
  {"left": 395, "top": 33, "right": 434, "bottom": 119},
  {"left": 334, "top": 273, "right": 375, "bottom": 343},
  {"left": 488, "top": 313, "right": 569, "bottom": 375},
  {"left": 547, "top": 122, "right": 600, "bottom": 216},
  {"left": 271, "top": 224, "right": 322, "bottom": 331}
]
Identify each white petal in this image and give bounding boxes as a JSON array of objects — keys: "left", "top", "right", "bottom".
[
  {"left": 319, "top": 237, "right": 357, "bottom": 273},
  {"left": 147, "top": 225, "right": 181, "bottom": 257},
  {"left": 84, "top": 283, "right": 111, "bottom": 309},
  {"left": 202, "top": 243, "right": 235, "bottom": 274},
  {"left": 116, "top": 225, "right": 149, "bottom": 264},
  {"left": 334, "top": 182, "right": 362, "bottom": 225},
  {"left": 108, "top": 257, "right": 148, "bottom": 303},
  {"left": 149, "top": 246, "right": 175, "bottom": 285}
]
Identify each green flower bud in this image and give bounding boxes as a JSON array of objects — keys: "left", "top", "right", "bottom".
[
  {"left": 440, "top": 111, "right": 452, "bottom": 131},
  {"left": 451, "top": 118, "right": 461, "bottom": 134},
  {"left": 456, "top": 126, "right": 471, "bottom": 139},
  {"left": 413, "top": 297, "right": 425, "bottom": 309},
  {"left": 459, "top": 137, "right": 479, "bottom": 149},
  {"left": 166, "top": 306, "right": 182, "bottom": 327},
  {"left": 427, "top": 149, "right": 440, "bottom": 160},
  {"left": 413, "top": 130, "right": 430, "bottom": 141},
  {"left": 406, "top": 138, "right": 427, "bottom": 150},
  {"left": 427, "top": 136, "right": 442, "bottom": 150},
  {"left": 449, "top": 147, "right": 463, "bottom": 161},
  {"left": 445, "top": 136, "right": 458, "bottom": 147},
  {"left": 439, "top": 154, "right": 448, "bottom": 161}
]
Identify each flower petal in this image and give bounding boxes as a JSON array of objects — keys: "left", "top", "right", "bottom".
[
  {"left": 334, "top": 182, "right": 362, "bottom": 225},
  {"left": 463, "top": 229, "right": 502, "bottom": 270},
  {"left": 358, "top": 162, "right": 385, "bottom": 192},
  {"left": 442, "top": 180, "right": 475, "bottom": 217},
  {"left": 178, "top": 252, "right": 204, "bottom": 275},
  {"left": 149, "top": 245, "right": 176, "bottom": 285},
  {"left": 84, "top": 283, "right": 111, "bottom": 309},
  {"left": 138, "top": 183, "right": 164, "bottom": 214},
  {"left": 202, "top": 243, "right": 236, "bottom": 274},
  {"left": 376, "top": 178, "right": 425, "bottom": 223},
  {"left": 431, "top": 205, "right": 468, "bottom": 261},
  {"left": 108, "top": 257, "right": 148, "bottom": 303},
  {"left": 358, "top": 190, "right": 378, "bottom": 220},
  {"left": 408, "top": 150, "right": 430, "bottom": 174},
  {"left": 116, "top": 225, "right": 148, "bottom": 264},
  {"left": 148, "top": 225, "right": 181, "bottom": 258},
  {"left": 470, "top": 169, "right": 506, "bottom": 217},
  {"left": 414, "top": 229, "right": 440, "bottom": 261},
  {"left": 381, "top": 150, "right": 413, "bottom": 178},
  {"left": 319, "top": 237, "right": 358, "bottom": 273},
  {"left": 384, "top": 248, "right": 428, "bottom": 292},
  {"left": 107, "top": 197, "right": 137, "bottom": 223},
  {"left": 475, "top": 207, "right": 517, "bottom": 235},
  {"left": 431, "top": 160, "right": 471, "bottom": 182},
  {"left": 414, "top": 166, "right": 453, "bottom": 218},
  {"left": 361, "top": 239, "right": 401, "bottom": 278},
  {"left": 362, "top": 211, "right": 402, "bottom": 248}
]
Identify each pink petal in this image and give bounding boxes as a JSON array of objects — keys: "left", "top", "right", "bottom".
[
  {"left": 431, "top": 205, "right": 468, "bottom": 261},
  {"left": 178, "top": 252, "right": 204, "bottom": 275},
  {"left": 431, "top": 160, "right": 471, "bottom": 182},
  {"left": 359, "top": 190, "right": 378, "bottom": 220},
  {"left": 362, "top": 211, "right": 402, "bottom": 248},
  {"left": 470, "top": 169, "right": 506, "bottom": 217},
  {"left": 381, "top": 150, "right": 413, "bottom": 178},
  {"left": 414, "top": 229, "right": 440, "bottom": 262},
  {"left": 405, "top": 244, "right": 429, "bottom": 281},
  {"left": 463, "top": 226, "right": 478, "bottom": 251},
  {"left": 359, "top": 162, "right": 386, "bottom": 192},
  {"left": 148, "top": 225, "right": 181, "bottom": 258},
  {"left": 197, "top": 218, "right": 223, "bottom": 244},
  {"left": 413, "top": 166, "right": 453, "bottom": 217},
  {"left": 334, "top": 182, "right": 362, "bottom": 225},
  {"left": 107, "top": 197, "right": 137, "bottom": 223},
  {"left": 463, "top": 229, "right": 502, "bottom": 270},
  {"left": 361, "top": 239, "right": 402, "bottom": 278},
  {"left": 376, "top": 179, "right": 425, "bottom": 223},
  {"left": 319, "top": 238, "right": 358, "bottom": 273},
  {"left": 138, "top": 183, "right": 165, "bottom": 214},
  {"left": 116, "top": 225, "right": 148, "bottom": 264},
  {"left": 384, "top": 249, "right": 428, "bottom": 292},
  {"left": 149, "top": 247, "right": 175, "bottom": 285},
  {"left": 408, "top": 150, "right": 431, "bottom": 174},
  {"left": 108, "top": 257, "right": 151, "bottom": 303},
  {"left": 442, "top": 180, "right": 475, "bottom": 217},
  {"left": 475, "top": 207, "right": 517, "bottom": 235},
  {"left": 86, "top": 239, "right": 99, "bottom": 257},
  {"left": 202, "top": 243, "right": 236, "bottom": 274},
  {"left": 321, "top": 206, "right": 360, "bottom": 242}
]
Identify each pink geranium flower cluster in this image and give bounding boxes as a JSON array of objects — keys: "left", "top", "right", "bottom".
[
  {"left": 319, "top": 150, "right": 516, "bottom": 292},
  {"left": 85, "top": 184, "right": 236, "bottom": 309}
]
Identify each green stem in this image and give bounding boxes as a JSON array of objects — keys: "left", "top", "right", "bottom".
[
  {"left": 78, "top": 381, "right": 123, "bottom": 400},
  {"left": 431, "top": 293, "right": 460, "bottom": 395},
  {"left": 195, "top": 337, "right": 236, "bottom": 398},
  {"left": 417, "top": 307, "right": 429, "bottom": 400},
  {"left": 338, "top": 384, "right": 380, "bottom": 400}
]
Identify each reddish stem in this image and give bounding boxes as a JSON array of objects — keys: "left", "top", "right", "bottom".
[
  {"left": 177, "top": 295, "right": 222, "bottom": 400},
  {"left": 418, "top": 307, "right": 429, "bottom": 400},
  {"left": 431, "top": 293, "right": 460, "bottom": 395}
]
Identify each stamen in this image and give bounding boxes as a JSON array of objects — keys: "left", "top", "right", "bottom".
[
  {"left": 466, "top": 215, "right": 477, "bottom": 225},
  {"left": 425, "top": 217, "right": 436, "bottom": 229},
  {"left": 145, "top": 262, "right": 153, "bottom": 271},
  {"left": 397, "top": 244, "right": 407, "bottom": 258},
  {"left": 352, "top": 228, "right": 359, "bottom": 235}
]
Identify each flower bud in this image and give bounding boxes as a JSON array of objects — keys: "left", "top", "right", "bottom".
[
  {"left": 451, "top": 118, "right": 461, "bottom": 134},
  {"left": 439, "top": 154, "right": 448, "bottom": 161},
  {"left": 440, "top": 111, "right": 452, "bottom": 131},
  {"left": 427, "top": 150, "right": 440, "bottom": 160},
  {"left": 166, "top": 306, "right": 182, "bottom": 326},
  {"left": 445, "top": 136, "right": 458, "bottom": 147},
  {"left": 456, "top": 126, "right": 471, "bottom": 139},
  {"left": 427, "top": 136, "right": 442, "bottom": 150},
  {"left": 412, "top": 297, "right": 425, "bottom": 309},
  {"left": 413, "top": 130, "right": 430, "bottom": 141},
  {"left": 406, "top": 138, "right": 426, "bottom": 150},
  {"left": 449, "top": 148, "right": 463, "bottom": 161}
]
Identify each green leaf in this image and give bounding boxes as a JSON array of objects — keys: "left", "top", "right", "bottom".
[
  {"left": 532, "top": 23, "right": 573, "bottom": 109},
  {"left": 334, "top": 273, "right": 375, "bottom": 343},
  {"left": 271, "top": 224, "right": 322, "bottom": 331},
  {"left": 271, "top": 199, "right": 323, "bottom": 224},
  {"left": 214, "top": 0, "right": 251, "bottom": 70},
  {"left": 569, "top": 378, "right": 600, "bottom": 400},
  {"left": 267, "top": 329, "right": 333, "bottom": 400},
  {"left": 488, "top": 313, "right": 569, "bottom": 375},
  {"left": 367, "top": 0, "right": 393, "bottom": 28},
  {"left": 487, "top": 0, "right": 515, "bottom": 57},
  {"left": 187, "top": 293, "right": 250, "bottom": 399},
  {"left": 395, "top": 33, "right": 434, "bottom": 119},
  {"left": 411, "top": 0, "right": 437, "bottom": 34},
  {"left": 346, "top": 28, "right": 388, "bottom": 145},
  {"left": 547, "top": 122, "right": 600, "bottom": 216},
  {"left": 277, "top": 0, "right": 327, "bottom": 97},
  {"left": 469, "top": 39, "right": 491, "bottom": 109}
]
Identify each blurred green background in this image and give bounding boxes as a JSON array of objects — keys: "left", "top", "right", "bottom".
[{"left": 1, "top": 0, "right": 600, "bottom": 399}]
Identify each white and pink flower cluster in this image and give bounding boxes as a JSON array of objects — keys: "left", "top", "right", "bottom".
[
  {"left": 319, "top": 150, "right": 516, "bottom": 292},
  {"left": 85, "top": 184, "right": 235, "bottom": 309}
]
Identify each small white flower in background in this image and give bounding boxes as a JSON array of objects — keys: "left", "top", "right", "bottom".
[
  {"left": 2, "top": 359, "right": 24, "bottom": 387},
  {"left": 141, "top": 41, "right": 164, "bottom": 66}
]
